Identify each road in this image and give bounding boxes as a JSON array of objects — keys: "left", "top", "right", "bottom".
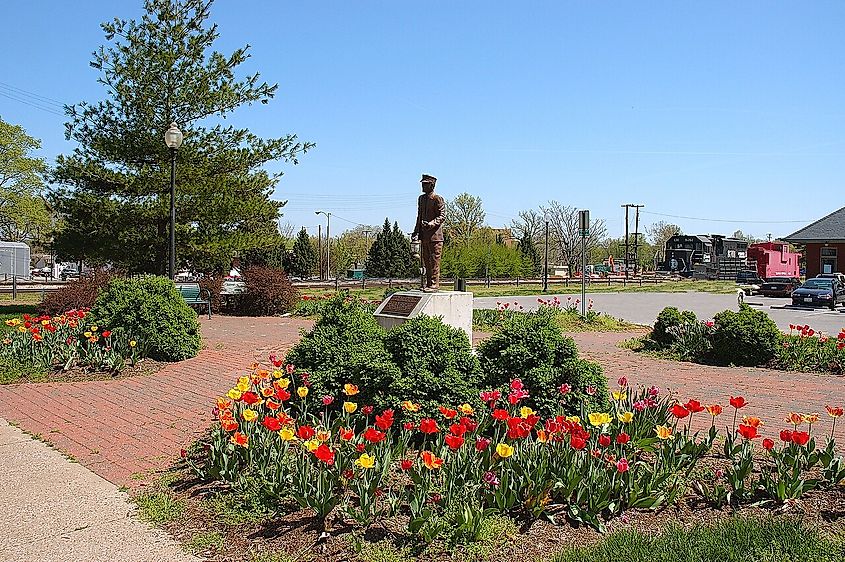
[{"left": 473, "top": 291, "right": 845, "bottom": 335}]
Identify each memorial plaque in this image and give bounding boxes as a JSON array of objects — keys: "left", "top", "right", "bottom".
[{"left": 380, "top": 294, "right": 422, "bottom": 317}]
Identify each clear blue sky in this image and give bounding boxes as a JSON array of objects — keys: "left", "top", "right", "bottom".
[{"left": 1, "top": 1, "right": 843, "bottom": 240}]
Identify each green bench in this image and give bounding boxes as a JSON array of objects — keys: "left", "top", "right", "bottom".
[{"left": 176, "top": 282, "right": 212, "bottom": 319}]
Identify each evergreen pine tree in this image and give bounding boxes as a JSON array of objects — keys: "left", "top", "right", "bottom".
[
  {"left": 287, "top": 227, "right": 317, "bottom": 278},
  {"left": 518, "top": 233, "right": 542, "bottom": 276}
]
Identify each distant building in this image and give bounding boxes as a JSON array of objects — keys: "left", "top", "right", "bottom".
[
  {"left": 783, "top": 206, "right": 845, "bottom": 278},
  {"left": 747, "top": 241, "right": 801, "bottom": 279},
  {"left": 0, "top": 241, "right": 30, "bottom": 279}
]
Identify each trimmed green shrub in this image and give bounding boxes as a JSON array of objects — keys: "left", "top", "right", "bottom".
[
  {"left": 709, "top": 304, "right": 781, "bottom": 367},
  {"left": 284, "top": 296, "right": 389, "bottom": 401},
  {"left": 91, "top": 276, "right": 201, "bottom": 361},
  {"left": 383, "top": 315, "right": 483, "bottom": 413},
  {"left": 285, "top": 297, "right": 483, "bottom": 413},
  {"left": 477, "top": 309, "right": 607, "bottom": 415},
  {"left": 651, "top": 307, "right": 697, "bottom": 348}
]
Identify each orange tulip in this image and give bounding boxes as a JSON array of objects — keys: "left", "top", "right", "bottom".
[{"left": 421, "top": 450, "right": 443, "bottom": 470}]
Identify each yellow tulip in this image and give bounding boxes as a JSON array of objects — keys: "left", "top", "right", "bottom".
[
  {"left": 520, "top": 406, "right": 535, "bottom": 418},
  {"left": 90, "top": 325, "right": 98, "bottom": 332},
  {"left": 344, "top": 401, "right": 358, "bottom": 414},
  {"left": 566, "top": 415, "right": 580, "bottom": 425},
  {"left": 612, "top": 390, "right": 626, "bottom": 401},
  {"left": 618, "top": 411, "right": 634, "bottom": 423},
  {"left": 272, "top": 370, "right": 283, "bottom": 379},
  {"left": 316, "top": 430, "right": 331, "bottom": 442},
  {"left": 84, "top": 331, "right": 92, "bottom": 338},
  {"left": 129, "top": 340, "right": 137, "bottom": 348},
  {"left": 237, "top": 377, "right": 250, "bottom": 392},
  {"left": 227, "top": 388, "right": 242, "bottom": 400},
  {"left": 588, "top": 412, "right": 611, "bottom": 427},
  {"left": 242, "top": 409, "right": 258, "bottom": 422},
  {"left": 401, "top": 400, "right": 420, "bottom": 412},
  {"left": 344, "top": 383, "right": 360, "bottom": 396},
  {"left": 279, "top": 427, "right": 296, "bottom": 441},
  {"left": 276, "top": 377, "right": 291, "bottom": 389},
  {"left": 655, "top": 425, "right": 674, "bottom": 440},
  {"left": 304, "top": 439, "right": 319, "bottom": 452},
  {"left": 459, "top": 403, "right": 474, "bottom": 415},
  {"left": 355, "top": 453, "right": 376, "bottom": 469},
  {"left": 496, "top": 443, "right": 514, "bottom": 458},
  {"left": 297, "top": 386, "right": 308, "bottom": 399}
]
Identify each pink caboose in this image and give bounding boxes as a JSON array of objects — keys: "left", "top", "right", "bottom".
[{"left": 748, "top": 241, "right": 801, "bottom": 279}]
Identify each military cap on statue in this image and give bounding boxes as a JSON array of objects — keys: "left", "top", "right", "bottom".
[{"left": 420, "top": 174, "right": 437, "bottom": 184}]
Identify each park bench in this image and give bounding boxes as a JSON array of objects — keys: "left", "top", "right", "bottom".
[{"left": 176, "top": 282, "right": 212, "bottom": 319}]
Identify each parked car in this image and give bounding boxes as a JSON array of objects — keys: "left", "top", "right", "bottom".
[
  {"left": 791, "top": 278, "right": 845, "bottom": 310},
  {"left": 815, "top": 273, "right": 845, "bottom": 285},
  {"left": 736, "top": 270, "right": 764, "bottom": 295},
  {"left": 60, "top": 266, "right": 80, "bottom": 281},
  {"left": 759, "top": 276, "right": 801, "bottom": 298}
]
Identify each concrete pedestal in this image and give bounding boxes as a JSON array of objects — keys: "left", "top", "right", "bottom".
[{"left": 374, "top": 290, "right": 473, "bottom": 343}]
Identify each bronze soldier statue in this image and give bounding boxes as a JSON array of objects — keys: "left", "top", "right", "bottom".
[{"left": 412, "top": 174, "right": 445, "bottom": 292}]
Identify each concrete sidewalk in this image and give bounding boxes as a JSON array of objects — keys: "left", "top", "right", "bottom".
[{"left": 0, "top": 418, "right": 199, "bottom": 562}]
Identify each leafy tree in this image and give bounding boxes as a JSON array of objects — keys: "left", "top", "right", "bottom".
[
  {"left": 646, "top": 221, "right": 682, "bottom": 253},
  {"left": 50, "top": 0, "right": 312, "bottom": 273},
  {"left": 0, "top": 118, "right": 50, "bottom": 242},
  {"left": 732, "top": 229, "right": 760, "bottom": 243},
  {"left": 365, "top": 218, "right": 416, "bottom": 278},
  {"left": 287, "top": 227, "right": 317, "bottom": 278},
  {"left": 444, "top": 192, "right": 485, "bottom": 243}
]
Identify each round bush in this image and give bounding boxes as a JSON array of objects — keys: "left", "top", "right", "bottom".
[
  {"left": 651, "top": 307, "right": 697, "bottom": 348},
  {"left": 709, "top": 305, "right": 781, "bottom": 366},
  {"left": 90, "top": 276, "right": 201, "bottom": 361},
  {"left": 237, "top": 266, "right": 299, "bottom": 316},
  {"left": 477, "top": 310, "right": 607, "bottom": 416},
  {"left": 383, "top": 315, "right": 483, "bottom": 413},
  {"left": 284, "top": 296, "right": 390, "bottom": 399}
]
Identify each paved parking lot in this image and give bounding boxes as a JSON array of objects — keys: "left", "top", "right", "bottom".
[{"left": 474, "top": 291, "right": 845, "bottom": 335}]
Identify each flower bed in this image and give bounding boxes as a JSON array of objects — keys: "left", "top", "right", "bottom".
[
  {"left": 1, "top": 309, "right": 141, "bottom": 381},
  {"left": 474, "top": 296, "right": 637, "bottom": 332},
  {"left": 187, "top": 360, "right": 845, "bottom": 541}
]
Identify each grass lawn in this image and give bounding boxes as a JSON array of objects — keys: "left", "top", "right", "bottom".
[
  {"left": 299, "top": 279, "right": 738, "bottom": 300},
  {"left": 553, "top": 516, "right": 845, "bottom": 562}
]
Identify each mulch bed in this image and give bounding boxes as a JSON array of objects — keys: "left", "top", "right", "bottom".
[{"left": 143, "top": 460, "right": 845, "bottom": 562}]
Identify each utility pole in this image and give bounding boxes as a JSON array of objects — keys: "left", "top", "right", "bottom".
[
  {"left": 623, "top": 205, "right": 629, "bottom": 279},
  {"left": 621, "top": 204, "right": 644, "bottom": 278},
  {"left": 543, "top": 220, "right": 549, "bottom": 292},
  {"left": 362, "top": 229, "right": 371, "bottom": 289},
  {"left": 579, "top": 210, "right": 590, "bottom": 317}
]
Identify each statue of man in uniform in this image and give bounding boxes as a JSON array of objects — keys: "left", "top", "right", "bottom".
[{"left": 412, "top": 174, "right": 445, "bottom": 292}]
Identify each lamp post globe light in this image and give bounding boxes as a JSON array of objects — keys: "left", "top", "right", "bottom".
[
  {"left": 315, "top": 210, "right": 331, "bottom": 280},
  {"left": 164, "top": 122, "right": 183, "bottom": 280}
]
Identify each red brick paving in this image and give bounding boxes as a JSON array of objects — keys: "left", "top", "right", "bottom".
[
  {"left": 0, "top": 316, "right": 313, "bottom": 487},
  {"left": 1, "top": 320, "right": 843, "bottom": 486},
  {"left": 572, "top": 330, "right": 845, "bottom": 442}
]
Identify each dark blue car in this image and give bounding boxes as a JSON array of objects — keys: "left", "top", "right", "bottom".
[{"left": 791, "top": 278, "right": 845, "bottom": 310}]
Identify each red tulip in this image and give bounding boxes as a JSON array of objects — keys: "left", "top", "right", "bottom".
[
  {"left": 363, "top": 427, "right": 386, "bottom": 443},
  {"left": 444, "top": 433, "right": 465, "bottom": 450},
  {"left": 419, "top": 418, "right": 439, "bottom": 434},
  {"left": 375, "top": 409, "right": 394, "bottom": 430},
  {"left": 616, "top": 432, "right": 630, "bottom": 445},
  {"left": 598, "top": 434, "right": 611, "bottom": 447},
  {"left": 762, "top": 438, "right": 774, "bottom": 451},
  {"left": 684, "top": 399, "right": 704, "bottom": 414},
  {"left": 792, "top": 431, "right": 810, "bottom": 446},
  {"left": 729, "top": 396, "right": 748, "bottom": 409},
  {"left": 262, "top": 416, "right": 282, "bottom": 431},
  {"left": 737, "top": 424, "right": 759, "bottom": 439},
  {"left": 670, "top": 404, "right": 690, "bottom": 419},
  {"left": 297, "top": 425, "right": 316, "bottom": 440},
  {"left": 313, "top": 443, "right": 335, "bottom": 465},
  {"left": 779, "top": 429, "right": 793, "bottom": 442}
]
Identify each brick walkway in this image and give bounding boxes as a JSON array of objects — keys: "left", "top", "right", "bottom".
[
  {"left": 1, "top": 320, "right": 843, "bottom": 486},
  {"left": 573, "top": 330, "right": 845, "bottom": 442},
  {"left": 0, "top": 316, "right": 313, "bottom": 486}
]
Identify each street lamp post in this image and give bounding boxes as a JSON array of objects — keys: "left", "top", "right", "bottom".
[
  {"left": 316, "top": 211, "right": 331, "bottom": 281},
  {"left": 164, "top": 123, "right": 183, "bottom": 280},
  {"left": 362, "top": 229, "right": 371, "bottom": 289}
]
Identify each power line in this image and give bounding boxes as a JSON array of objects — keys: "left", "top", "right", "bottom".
[
  {"left": 0, "top": 90, "right": 65, "bottom": 117},
  {"left": 0, "top": 81, "right": 66, "bottom": 108},
  {"left": 643, "top": 210, "right": 810, "bottom": 224}
]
